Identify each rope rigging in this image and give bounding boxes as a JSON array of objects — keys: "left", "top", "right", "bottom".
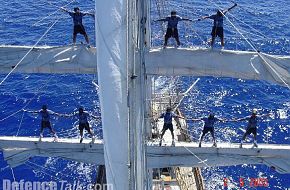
[
  {"left": 0, "top": 75, "right": 54, "bottom": 123},
  {"left": 0, "top": 0, "right": 77, "bottom": 87}
]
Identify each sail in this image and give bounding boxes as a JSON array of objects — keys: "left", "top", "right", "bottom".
[
  {"left": 145, "top": 48, "right": 290, "bottom": 87},
  {"left": 0, "top": 45, "right": 97, "bottom": 74},
  {"left": 95, "top": 0, "right": 129, "bottom": 189}
]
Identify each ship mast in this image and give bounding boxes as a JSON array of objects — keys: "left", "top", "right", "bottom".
[{"left": 127, "top": 0, "right": 150, "bottom": 189}]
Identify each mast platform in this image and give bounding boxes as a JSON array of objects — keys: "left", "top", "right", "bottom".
[{"left": 1, "top": 136, "right": 290, "bottom": 174}]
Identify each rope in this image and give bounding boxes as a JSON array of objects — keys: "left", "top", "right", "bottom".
[
  {"left": 225, "top": 12, "right": 269, "bottom": 40},
  {"left": 0, "top": 20, "right": 59, "bottom": 86},
  {"left": 11, "top": 168, "right": 16, "bottom": 182},
  {"left": 32, "top": 0, "right": 75, "bottom": 27},
  {"left": 25, "top": 162, "right": 64, "bottom": 181},
  {"left": 210, "top": 0, "right": 290, "bottom": 90},
  {"left": 16, "top": 111, "right": 25, "bottom": 136},
  {"left": 181, "top": 143, "right": 210, "bottom": 167},
  {"left": 0, "top": 75, "right": 54, "bottom": 122},
  {"left": 27, "top": 160, "right": 73, "bottom": 179}
]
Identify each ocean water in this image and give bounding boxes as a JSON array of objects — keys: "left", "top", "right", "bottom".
[{"left": 0, "top": 0, "right": 289, "bottom": 189}]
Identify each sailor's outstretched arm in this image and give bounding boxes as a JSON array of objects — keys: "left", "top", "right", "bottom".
[
  {"left": 223, "top": 3, "right": 238, "bottom": 14},
  {"left": 156, "top": 18, "right": 167, "bottom": 22},
  {"left": 217, "top": 117, "right": 228, "bottom": 122},
  {"left": 49, "top": 111, "right": 64, "bottom": 117},
  {"left": 63, "top": 112, "right": 77, "bottom": 118},
  {"left": 91, "top": 114, "right": 101, "bottom": 120},
  {"left": 258, "top": 113, "right": 271, "bottom": 118},
  {"left": 182, "top": 18, "right": 193, "bottom": 22},
  {"left": 198, "top": 15, "right": 212, "bottom": 21},
  {"left": 83, "top": 12, "right": 95, "bottom": 17},
  {"left": 23, "top": 109, "right": 39, "bottom": 114},
  {"left": 187, "top": 118, "right": 202, "bottom": 121},
  {"left": 57, "top": 113, "right": 73, "bottom": 117},
  {"left": 233, "top": 116, "right": 248, "bottom": 122},
  {"left": 60, "top": 7, "right": 69, "bottom": 13}
]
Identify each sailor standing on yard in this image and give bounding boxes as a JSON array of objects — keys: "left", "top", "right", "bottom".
[
  {"left": 234, "top": 109, "right": 270, "bottom": 148},
  {"left": 23, "top": 105, "right": 63, "bottom": 141},
  {"left": 156, "top": 10, "right": 193, "bottom": 48},
  {"left": 61, "top": 7, "right": 94, "bottom": 46},
  {"left": 67, "top": 107, "right": 99, "bottom": 143},
  {"left": 190, "top": 113, "right": 226, "bottom": 147},
  {"left": 158, "top": 107, "right": 184, "bottom": 146},
  {"left": 198, "top": 3, "right": 237, "bottom": 48}
]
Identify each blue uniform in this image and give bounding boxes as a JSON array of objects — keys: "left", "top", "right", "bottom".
[
  {"left": 68, "top": 12, "right": 86, "bottom": 26},
  {"left": 209, "top": 15, "right": 224, "bottom": 28},
  {"left": 160, "top": 112, "right": 178, "bottom": 124},
  {"left": 198, "top": 116, "right": 221, "bottom": 146},
  {"left": 158, "top": 15, "right": 189, "bottom": 46},
  {"left": 239, "top": 116, "right": 258, "bottom": 129},
  {"left": 160, "top": 111, "right": 179, "bottom": 133},
  {"left": 246, "top": 116, "right": 258, "bottom": 129},
  {"left": 36, "top": 109, "right": 56, "bottom": 135},
  {"left": 73, "top": 111, "right": 92, "bottom": 132},
  {"left": 67, "top": 11, "right": 88, "bottom": 36},
  {"left": 39, "top": 109, "right": 54, "bottom": 122},
  {"left": 72, "top": 111, "right": 91, "bottom": 124},
  {"left": 240, "top": 115, "right": 260, "bottom": 143},
  {"left": 208, "top": 14, "right": 224, "bottom": 38},
  {"left": 201, "top": 117, "right": 219, "bottom": 128},
  {"left": 160, "top": 15, "right": 183, "bottom": 29}
]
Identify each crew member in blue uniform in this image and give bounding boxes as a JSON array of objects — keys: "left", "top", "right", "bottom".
[
  {"left": 157, "top": 10, "right": 192, "bottom": 48},
  {"left": 234, "top": 109, "right": 269, "bottom": 148},
  {"left": 198, "top": 3, "right": 237, "bottom": 48},
  {"left": 158, "top": 107, "right": 184, "bottom": 146},
  {"left": 191, "top": 113, "right": 226, "bottom": 147},
  {"left": 69, "top": 107, "right": 99, "bottom": 143},
  {"left": 61, "top": 7, "right": 94, "bottom": 45},
  {"left": 24, "top": 105, "right": 63, "bottom": 141}
]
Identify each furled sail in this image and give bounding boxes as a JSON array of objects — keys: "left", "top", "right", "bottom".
[
  {"left": 0, "top": 45, "right": 97, "bottom": 74},
  {"left": 145, "top": 48, "right": 290, "bottom": 87},
  {"left": 1, "top": 137, "right": 290, "bottom": 174}
]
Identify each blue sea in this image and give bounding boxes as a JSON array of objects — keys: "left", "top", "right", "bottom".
[{"left": 0, "top": 0, "right": 289, "bottom": 189}]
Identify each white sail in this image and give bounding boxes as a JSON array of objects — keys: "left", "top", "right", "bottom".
[
  {"left": 95, "top": 0, "right": 129, "bottom": 189},
  {"left": 0, "top": 45, "right": 97, "bottom": 74},
  {"left": 145, "top": 47, "right": 290, "bottom": 86}
]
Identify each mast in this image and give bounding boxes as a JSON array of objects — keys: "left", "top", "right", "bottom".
[{"left": 128, "top": 0, "right": 149, "bottom": 189}]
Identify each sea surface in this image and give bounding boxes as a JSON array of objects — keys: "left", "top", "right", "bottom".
[{"left": 0, "top": 0, "right": 289, "bottom": 189}]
